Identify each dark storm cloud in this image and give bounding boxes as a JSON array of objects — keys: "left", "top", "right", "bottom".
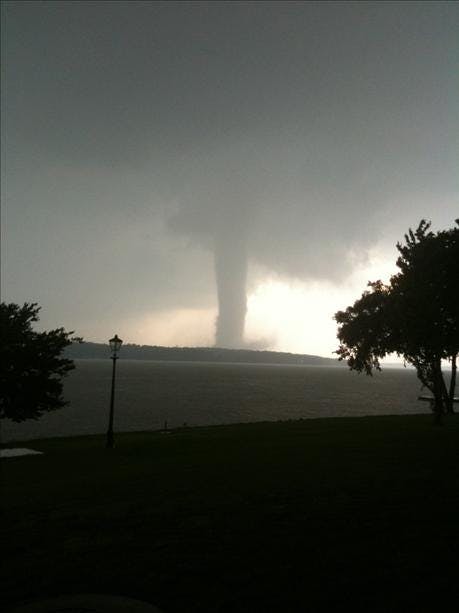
[{"left": 2, "top": 1, "right": 458, "bottom": 345}]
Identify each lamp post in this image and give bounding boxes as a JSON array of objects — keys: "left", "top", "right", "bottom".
[{"left": 107, "top": 334, "right": 123, "bottom": 448}]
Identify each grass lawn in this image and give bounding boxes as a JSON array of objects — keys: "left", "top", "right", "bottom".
[{"left": 2, "top": 414, "right": 459, "bottom": 612}]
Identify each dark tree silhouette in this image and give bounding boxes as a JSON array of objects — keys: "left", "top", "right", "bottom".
[
  {"left": 0, "top": 302, "right": 78, "bottom": 422},
  {"left": 335, "top": 220, "right": 458, "bottom": 423}
]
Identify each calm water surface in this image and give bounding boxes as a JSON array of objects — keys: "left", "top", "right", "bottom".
[{"left": 2, "top": 360, "right": 428, "bottom": 442}]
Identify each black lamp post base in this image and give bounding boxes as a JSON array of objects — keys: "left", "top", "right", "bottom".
[{"left": 106, "top": 431, "right": 115, "bottom": 448}]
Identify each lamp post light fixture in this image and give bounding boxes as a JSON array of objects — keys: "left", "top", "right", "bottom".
[{"left": 107, "top": 334, "right": 123, "bottom": 448}]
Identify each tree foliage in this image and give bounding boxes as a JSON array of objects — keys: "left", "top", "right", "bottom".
[
  {"left": 335, "top": 220, "right": 458, "bottom": 421},
  {"left": 0, "top": 302, "right": 78, "bottom": 422}
]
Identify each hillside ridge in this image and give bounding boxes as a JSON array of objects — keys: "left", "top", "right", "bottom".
[{"left": 66, "top": 341, "right": 341, "bottom": 366}]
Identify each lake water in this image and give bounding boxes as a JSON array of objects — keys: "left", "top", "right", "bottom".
[{"left": 2, "top": 359, "right": 430, "bottom": 442}]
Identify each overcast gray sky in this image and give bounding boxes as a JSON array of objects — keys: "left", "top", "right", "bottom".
[{"left": 2, "top": 1, "right": 458, "bottom": 355}]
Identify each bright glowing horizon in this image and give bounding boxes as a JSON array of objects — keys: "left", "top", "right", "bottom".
[{"left": 82, "top": 251, "right": 398, "bottom": 359}]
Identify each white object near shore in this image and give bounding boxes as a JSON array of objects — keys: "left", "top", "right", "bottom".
[{"left": 0, "top": 448, "right": 43, "bottom": 458}]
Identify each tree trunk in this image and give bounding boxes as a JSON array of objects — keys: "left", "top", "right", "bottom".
[
  {"left": 448, "top": 353, "right": 457, "bottom": 414},
  {"left": 433, "top": 396, "right": 443, "bottom": 424},
  {"left": 432, "top": 358, "right": 445, "bottom": 424},
  {"left": 440, "top": 369, "right": 452, "bottom": 414}
]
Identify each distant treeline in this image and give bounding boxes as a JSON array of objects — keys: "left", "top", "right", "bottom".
[{"left": 66, "top": 342, "right": 342, "bottom": 366}]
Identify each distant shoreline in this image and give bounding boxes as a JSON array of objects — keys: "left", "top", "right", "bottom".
[{"left": 66, "top": 341, "right": 343, "bottom": 367}]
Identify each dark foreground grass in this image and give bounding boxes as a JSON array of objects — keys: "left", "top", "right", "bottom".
[{"left": 1, "top": 415, "right": 459, "bottom": 612}]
